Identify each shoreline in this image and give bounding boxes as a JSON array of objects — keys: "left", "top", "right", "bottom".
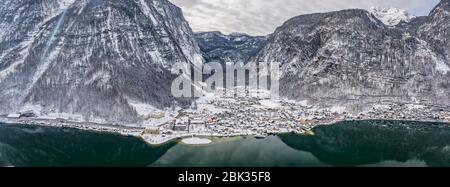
[{"left": 1, "top": 116, "right": 449, "bottom": 146}]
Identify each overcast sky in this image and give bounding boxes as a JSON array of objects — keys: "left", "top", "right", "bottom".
[{"left": 169, "top": 0, "right": 440, "bottom": 36}]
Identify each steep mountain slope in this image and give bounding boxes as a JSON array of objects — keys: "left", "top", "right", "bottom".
[
  {"left": 251, "top": 6, "right": 449, "bottom": 110},
  {"left": 0, "top": 0, "right": 202, "bottom": 124},
  {"left": 417, "top": 0, "right": 450, "bottom": 61},
  {"left": 195, "top": 31, "right": 266, "bottom": 63}
]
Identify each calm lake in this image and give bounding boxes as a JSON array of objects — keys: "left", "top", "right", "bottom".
[{"left": 1, "top": 120, "right": 450, "bottom": 167}]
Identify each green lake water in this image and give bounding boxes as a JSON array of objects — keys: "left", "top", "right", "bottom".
[{"left": 1, "top": 120, "right": 449, "bottom": 167}]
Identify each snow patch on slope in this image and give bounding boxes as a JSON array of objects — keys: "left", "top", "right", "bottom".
[
  {"left": 127, "top": 99, "right": 159, "bottom": 116},
  {"left": 20, "top": 104, "right": 43, "bottom": 115},
  {"left": 369, "top": 7, "right": 416, "bottom": 26},
  {"left": 414, "top": 38, "right": 449, "bottom": 75},
  {"left": 260, "top": 99, "right": 282, "bottom": 108},
  {"left": 436, "top": 61, "right": 450, "bottom": 74},
  {"left": 59, "top": 0, "right": 76, "bottom": 7}
]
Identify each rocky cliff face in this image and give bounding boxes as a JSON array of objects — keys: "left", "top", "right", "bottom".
[
  {"left": 417, "top": 0, "right": 450, "bottom": 61},
  {"left": 195, "top": 31, "right": 267, "bottom": 63},
  {"left": 0, "top": 0, "right": 202, "bottom": 123},
  {"left": 251, "top": 3, "right": 449, "bottom": 110}
]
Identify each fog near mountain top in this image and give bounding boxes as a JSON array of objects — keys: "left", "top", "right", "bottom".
[{"left": 170, "top": 0, "right": 439, "bottom": 35}]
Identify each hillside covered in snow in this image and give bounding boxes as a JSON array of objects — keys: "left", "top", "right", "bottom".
[
  {"left": 0, "top": 0, "right": 202, "bottom": 124},
  {"left": 0, "top": 0, "right": 449, "bottom": 125},
  {"left": 249, "top": 1, "right": 449, "bottom": 110}
]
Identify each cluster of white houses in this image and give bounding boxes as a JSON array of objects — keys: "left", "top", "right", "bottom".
[{"left": 142, "top": 95, "right": 449, "bottom": 141}]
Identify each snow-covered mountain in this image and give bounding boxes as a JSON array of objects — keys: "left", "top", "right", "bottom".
[
  {"left": 0, "top": 0, "right": 202, "bottom": 123},
  {"left": 251, "top": 2, "right": 449, "bottom": 110},
  {"left": 417, "top": 0, "right": 450, "bottom": 61},
  {"left": 369, "top": 7, "right": 416, "bottom": 26},
  {"left": 195, "top": 31, "right": 267, "bottom": 63},
  {"left": 1, "top": 0, "right": 449, "bottom": 124}
]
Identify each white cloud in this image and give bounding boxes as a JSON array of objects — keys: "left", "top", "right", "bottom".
[{"left": 169, "top": 0, "right": 440, "bottom": 36}]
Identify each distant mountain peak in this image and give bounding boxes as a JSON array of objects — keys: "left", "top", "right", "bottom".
[
  {"left": 195, "top": 31, "right": 267, "bottom": 63},
  {"left": 369, "top": 7, "right": 416, "bottom": 26}
]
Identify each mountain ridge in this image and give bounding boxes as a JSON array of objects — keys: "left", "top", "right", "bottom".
[
  {"left": 250, "top": 3, "right": 449, "bottom": 110},
  {"left": 195, "top": 31, "right": 267, "bottom": 64},
  {"left": 0, "top": 0, "right": 201, "bottom": 123},
  {"left": 0, "top": 0, "right": 448, "bottom": 125}
]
